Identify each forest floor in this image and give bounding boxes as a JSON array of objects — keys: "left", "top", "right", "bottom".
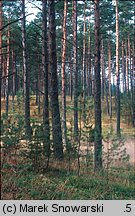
[{"left": 1, "top": 96, "right": 135, "bottom": 199}]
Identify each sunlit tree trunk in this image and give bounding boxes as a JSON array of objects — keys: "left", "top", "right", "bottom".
[
  {"left": 116, "top": 0, "right": 120, "bottom": 136},
  {"left": 131, "top": 44, "right": 135, "bottom": 127},
  {"left": 122, "top": 40, "right": 125, "bottom": 92}
]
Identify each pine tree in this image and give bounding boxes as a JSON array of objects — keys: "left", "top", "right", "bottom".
[
  {"left": 42, "top": 0, "right": 50, "bottom": 167},
  {"left": 48, "top": 0, "right": 63, "bottom": 160},
  {"left": 93, "top": 0, "right": 102, "bottom": 169},
  {"left": 116, "top": 0, "right": 120, "bottom": 136}
]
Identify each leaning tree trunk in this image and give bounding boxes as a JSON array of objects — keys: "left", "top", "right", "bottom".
[
  {"left": 22, "top": 0, "right": 31, "bottom": 138},
  {"left": 73, "top": 0, "right": 78, "bottom": 140},
  {"left": 61, "top": 0, "right": 67, "bottom": 148},
  {"left": 94, "top": 0, "right": 102, "bottom": 169},
  {"left": 42, "top": 0, "right": 50, "bottom": 167},
  {"left": 48, "top": 0, "right": 63, "bottom": 160},
  {"left": 116, "top": 0, "right": 120, "bottom": 136}
]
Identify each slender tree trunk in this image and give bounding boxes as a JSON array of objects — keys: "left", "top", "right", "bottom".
[
  {"left": 126, "top": 39, "right": 129, "bottom": 93},
  {"left": 108, "top": 40, "right": 112, "bottom": 118},
  {"left": 128, "top": 34, "right": 131, "bottom": 92},
  {"left": 36, "top": 35, "right": 39, "bottom": 106},
  {"left": 12, "top": 48, "right": 16, "bottom": 111},
  {"left": 122, "top": 40, "right": 125, "bottom": 92},
  {"left": 131, "top": 44, "right": 135, "bottom": 127},
  {"left": 70, "top": 54, "right": 73, "bottom": 101},
  {"left": 94, "top": 0, "right": 102, "bottom": 169},
  {"left": 87, "top": 14, "right": 92, "bottom": 96},
  {"left": 38, "top": 51, "right": 41, "bottom": 114},
  {"left": 101, "top": 38, "right": 105, "bottom": 101},
  {"left": 61, "top": 0, "right": 67, "bottom": 147},
  {"left": 0, "top": 1, "right": 2, "bottom": 189},
  {"left": 5, "top": 18, "right": 10, "bottom": 115},
  {"left": 42, "top": 0, "right": 50, "bottom": 167},
  {"left": 22, "top": 0, "right": 31, "bottom": 137},
  {"left": 116, "top": 0, "right": 120, "bottom": 136},
  {"left": 82, "top": 0, "right": 86, "bottom": 122},
  {"left": 48, "top": 0, "right": 63, "bottom": 160},
  {"left": 73, "top": 0, "right": 78, "bottom": 139}
]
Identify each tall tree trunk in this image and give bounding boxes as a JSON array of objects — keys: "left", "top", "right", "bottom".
[
  {"left": 42, "top": 0, "right": 50, "bottom": 166},
  {"left": 0, "top": 1, "right": 2, "bottom": 192},
  {"left": 12, "top": 48, "right": 16, "bottom": 111},
  {"left": 87, "top": 13, "right": 92, "bottom": 96},
  {"left": 61, "top": 0, "right": 67, "bottom": 147},
  {"left": 36, "top": 34, "right": 39, "bottom": 106},
  {"left": 73, "top": 0, "right": 78, "bottom": 139},
  {"left": 122, "top": 40, "right": 125, "bottom": 92},
  {"left": 70, "top": 54, "right": 73, "bottom": 101},
  {"left": 5, "top": 18, "right": 10, "bottom": 115},
  {"left": 125, "top": 39, "right": 129, "bottom": 93},
  {"left": 48, "top": 0, "right": 63, "bottom": 160},
  {"left": 101, "top": 38, "right": 105, "bottom": 101},
  {"left": 82, "top": 0, "right": 86, "bottom": 122},
  {"left": 108, "top": 40, "right": 112, "bottom": 118},
  {"left": 94, "top": 0, "right": 102, "bottom": 169},
  {"left": 116, "top": 0, "right": 120, "bottom": 136},
  {"left": 128, "top": 34, "right": 131, "bottom": 92},
  {"left": 22, "top": 0, "right": 31, "bottom": 137},
  {"left": 131, "top": 44, "right": 135, "bottom": 127}
]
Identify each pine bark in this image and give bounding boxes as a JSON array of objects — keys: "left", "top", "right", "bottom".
[
  {"left": 48, "top": 0, "right": 63, "bottom": 160},
  {"left": 5, "top": 18, "right": 10, "bottom": 115},
  {"left": 122, "top": 40, "right": 125, "bottom": 92},
  {"left": 87, "top": 13, "right": 92, "bottom": 96},
  {"left": 61, "top": 0, "right": 67, "bottom": 147},
  {"left": 70, "top": 53, "right": 73, "bottom": 101},
  {"left": 108, "top": 40, "right": 112, "bottom": 118},
  {"left": 22, "top": 0, "right": 31, "bottom": 137},
  {"left": 101, "top": 39, "right": 105, "bottom": 101},
  {"left": 73, "top": 0, "right": 78, "bottom": 139},
  {"left": 125, "top": 39, "right": 129, "bottom": 93},
  {"left": 0, "top": 1, "right": 2, "bottom": 183},
  {"left": 82, "top": 0, "right": 86, "bottom": 122},
  {"left": 116, "top": 0, "right": 120, "bottom": 136},
  {"left": 94, "top": 0, "right": 102, "bottom": 169},
  {"left": 131, "top": 44, "right": 135, "bottom": 127},
  {"left": 42, "top": 0, "right": 50, "bottom": 165}
]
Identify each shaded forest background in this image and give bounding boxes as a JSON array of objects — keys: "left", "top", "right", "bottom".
[{"left": 0, "top": 0, "right": 135, "bottom": 200}]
